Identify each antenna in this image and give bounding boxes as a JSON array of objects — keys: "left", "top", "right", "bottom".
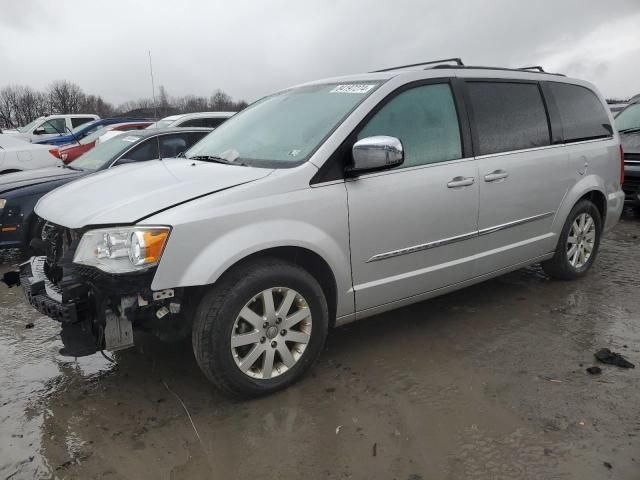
[{"left": 148, "top": 50, "right": 162, "bottom": 160}]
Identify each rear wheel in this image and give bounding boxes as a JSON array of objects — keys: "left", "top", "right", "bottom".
[
  {"left": 192, "top": 258, "right": 329, "bottom": 398},
  {"left": 542, "top": 199, "right": 602, "bottom": 280}
]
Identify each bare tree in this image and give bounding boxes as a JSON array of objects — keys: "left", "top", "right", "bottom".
[
  {"left": 80, "top": 94, "right": 114, "bottom": 117},
  {"left": 15, "top": 86, "right": 48, "bottom": 126},
  {"left": 0, "top": 80, "right": 248, "bottom": 129},
  {"left": 0, "top": 86, "right": 20, "bottom": 128},
  {"left": 47, "top": 80, "right": 85, "bottom": 114},
  {"left": 209, "top": 89, "right": 234, "bottom": 111}
]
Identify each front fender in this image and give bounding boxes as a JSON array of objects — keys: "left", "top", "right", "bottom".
[{"left": 152, "top": 219, "right": 353, "bottom": 317}]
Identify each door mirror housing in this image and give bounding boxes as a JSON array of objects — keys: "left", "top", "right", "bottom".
[
  {"left": 33, "top": 128, "right": 46, "bottom": 135},
  {"left": 351, "top": 136, "right": 403, "bottom": 172}
]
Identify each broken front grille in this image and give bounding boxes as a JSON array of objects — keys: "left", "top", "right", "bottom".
[{"left": 40, "top": 219, "right": 81, "bottom": 286}]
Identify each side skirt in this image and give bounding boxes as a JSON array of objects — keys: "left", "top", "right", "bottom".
[{"left": 335, "top": 252, "right": 554, "bottom": 326}]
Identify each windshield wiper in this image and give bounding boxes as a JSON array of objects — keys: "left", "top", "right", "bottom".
[
  {"left": 618, "top": 127, "right": 640, "bottom": 134},
  {"left": 188, "top": 155, "right": 246, "bottom": 166}
]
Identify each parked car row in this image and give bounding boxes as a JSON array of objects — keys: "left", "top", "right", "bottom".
[
  {"left": 0, "top": 111, "right": 233, "bottom": 171},
  {"left": 0, "top": 128, "right": 211, "bottom": 251},
  {"left": 0, "top": 61, "right": 626, "bottom": 398}
]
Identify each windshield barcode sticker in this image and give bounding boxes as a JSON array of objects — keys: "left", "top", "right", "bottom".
[{"left": 330, "top": 84, "right": 376, "bottom": 94}]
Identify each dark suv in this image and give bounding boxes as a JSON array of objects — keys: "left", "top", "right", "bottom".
[{"left": 616, "top": 100, "right": 640, "bottom": 208}]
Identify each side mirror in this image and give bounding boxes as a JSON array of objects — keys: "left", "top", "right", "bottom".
[
  {"left": 33, "top": 128, "right": 46, "bottom": 135},
  {"left": 351, "top": 136, "right": 403, "bottom": 173}
]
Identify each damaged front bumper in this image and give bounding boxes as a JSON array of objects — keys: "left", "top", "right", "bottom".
[{"left": 15, "top": 256, "right": 186, "bottom": 357}]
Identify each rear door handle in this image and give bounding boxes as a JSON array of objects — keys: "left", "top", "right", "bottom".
[
  {"left": 484, "top": 170, "right": 509, "bottom": 182},
  {"left": 447, "top": 176, "right": 475, "bottom": 188}
]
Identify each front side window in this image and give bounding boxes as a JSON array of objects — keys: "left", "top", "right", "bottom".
[
  {"left": 186, "top": 82, "right": 381, "bottom": 167},
  {"left": 40, "top": 118, "right": 66, "bottom": 134},
  {"left": 467, "top": 82, "right": 550, "bottom": 156},
  {"left": 548, "top": 82, "right": 612, "bottom": 142},
  {"left": 357, "top": 83, "right": 462, "bottom": 168},
  {"left": 615, "top": 103, "right": 640, "bottom": 132}
]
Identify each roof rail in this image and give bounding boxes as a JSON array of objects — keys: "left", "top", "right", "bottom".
[
  {"left": 371, "top": 58, "right": 464, "bottom": 73},
  {"left": 518, "top": 66, "right": 546, "bottom": 72}
]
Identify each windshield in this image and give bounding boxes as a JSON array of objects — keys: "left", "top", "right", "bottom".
[
  {"left": 616, "top": 103, "right": 640, "bottom": 132},
  {"left": 186, "top": 82, "right": 381, "bottom": 167},
  {"left": 70, "top": 135, "right": 141, "bottom": 171},
  {"left": 17, "top": 117, "right": 43, "bottom": 133}
]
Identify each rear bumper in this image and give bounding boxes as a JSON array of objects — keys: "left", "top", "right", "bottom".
[
  {"left": 623, "top": 164, "right": 640, "bottom": 204},
  {"left": 604, "top": 189, "right": 625, "bottom": 233}
]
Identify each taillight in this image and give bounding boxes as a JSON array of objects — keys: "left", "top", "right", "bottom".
[
  {"left": 619, "top": 145, "right": 624, "bottom": 186},
  {"left": 49, "top": 148, "right": 62, "bottom": 159}
]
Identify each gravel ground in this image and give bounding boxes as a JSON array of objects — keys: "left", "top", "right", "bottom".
[{"left": 0, "top": 210, "right": 638, "bottom": 479}]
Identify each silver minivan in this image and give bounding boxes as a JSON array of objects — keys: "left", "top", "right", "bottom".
[{"left": 14, "top": 60, "right": 624, "bottom": 397}]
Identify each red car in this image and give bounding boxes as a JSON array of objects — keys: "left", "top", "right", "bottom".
[{"left": 59, "top": 121, "right": 153, "bottom": 163}]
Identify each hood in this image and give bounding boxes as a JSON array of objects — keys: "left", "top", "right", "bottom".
[
  {"left": 35, "top": 158, "right": 273, "bottom": 228},
  {"left": 620, "top": 130, "right": 640, "bottom": 155},
  {"left": 2, "top": 129, "right": 19, "bottom": 135},
  {"left": 0, "top": 167, "right": 81, "bottom": 194}
]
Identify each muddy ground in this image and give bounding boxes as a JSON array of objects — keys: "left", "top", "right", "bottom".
[{"left": 1, "top": 212, "right": 639, "bottom": 480}]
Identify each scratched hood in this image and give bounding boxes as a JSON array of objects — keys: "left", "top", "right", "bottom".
[{"left": 35, "top": 158, "right": 273, "bottom": 228}]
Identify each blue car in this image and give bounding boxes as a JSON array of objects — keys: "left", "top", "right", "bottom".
[{"left": 35, "top": 117, "right": 152, "bottom": 146}]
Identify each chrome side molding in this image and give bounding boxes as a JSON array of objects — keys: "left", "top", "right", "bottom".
[{"left": 367, "top": 211, "right": 555, "bottom": 263}]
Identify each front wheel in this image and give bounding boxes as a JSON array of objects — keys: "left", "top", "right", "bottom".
[
  {"left": 542, "top": 199, "right": 602, "bottom": 280},
  {"left": 192, "top": 258, "right": 329, "bottom": 398}
]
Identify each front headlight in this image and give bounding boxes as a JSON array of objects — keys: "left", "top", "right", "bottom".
[
  {"left": 0, "top": 199, "right": 6, "bottom": 210},
  {"left": 73, "top": 226, "right": 170, "bottom": 274}
]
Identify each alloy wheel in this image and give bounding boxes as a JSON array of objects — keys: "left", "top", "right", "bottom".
[
  {"left": 566, "top": 212, "right": 596, "bottom": 269},
  {"left": 230, "top": 287, "right": 312, "bottom": 379}
]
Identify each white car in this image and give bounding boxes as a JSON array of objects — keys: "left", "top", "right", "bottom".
[
  {"left": 0, "top": 134, "right": 63, "bottom": 174},
  {"left": 146, "top": 112, "right": 234, "bottom": 129},
  {"left": 2, "top": 114, "right": 99, "bottom": 143}
]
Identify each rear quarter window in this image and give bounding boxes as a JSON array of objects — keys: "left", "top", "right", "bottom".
[
  {"left": 467, "top": 81, "right": 550, "bottom": 156},
  {"left": 548, "top": 83, "right": 612, "bottom": 142},
  {"left": 71, "top": 117, "right": 93, "bottom": 128}
]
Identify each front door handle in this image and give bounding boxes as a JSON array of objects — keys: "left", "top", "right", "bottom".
[
  {"left": 484, "top": 170, "right": 509, "bottom": 182},
  {"left": 447, "top": 176, "right": 475, "bottom": 188}
]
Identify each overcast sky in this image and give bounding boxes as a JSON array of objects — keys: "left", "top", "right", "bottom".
[{"left": 1, "top": 0, "right": 639, "bottom": 105}]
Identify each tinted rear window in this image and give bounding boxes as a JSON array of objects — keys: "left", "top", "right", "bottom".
[
  {"left": 467, "top": 82, "right": 550, "bottom": 155},
  {"left": 548, "top": 83, "right": 611, "bottom": 142}
]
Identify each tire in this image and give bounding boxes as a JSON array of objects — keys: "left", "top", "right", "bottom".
[
  {"left": 542, "top": 199, "right": 602, "bottom": 280},
  {"left": 192, "top": 258, "right": 329, "bottom": 398}
]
